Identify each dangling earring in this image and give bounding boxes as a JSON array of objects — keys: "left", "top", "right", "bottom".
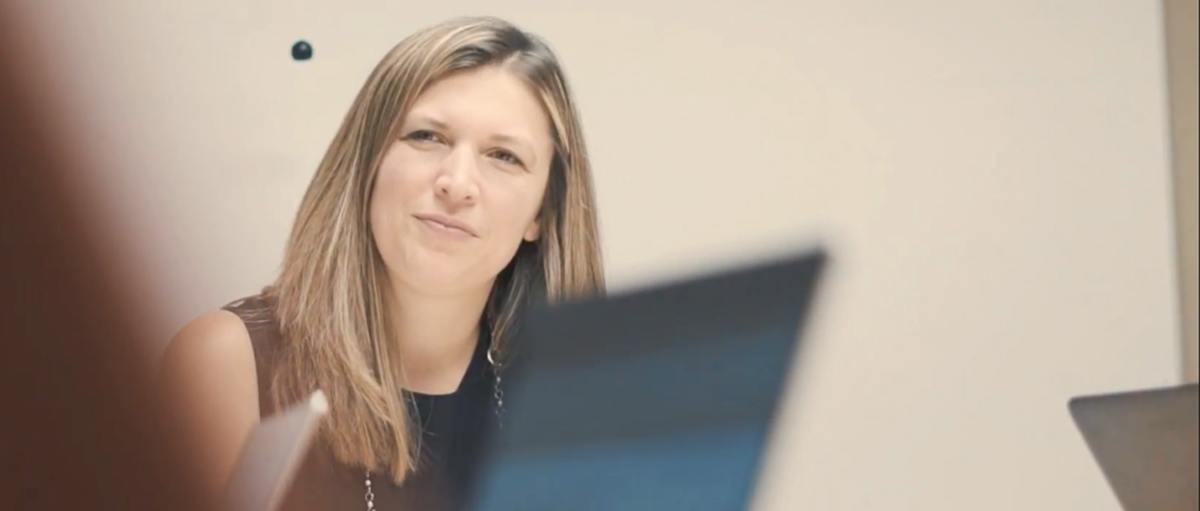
[{"left": 487, "top": 347, "right": 504, "bottom": 428}]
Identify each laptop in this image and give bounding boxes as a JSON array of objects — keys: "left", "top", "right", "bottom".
[
  {"left": 1070, "top": 383, "right": 1199, "bottom": 511},
  {"left": 465, "top": 248, "right": 828, "bottom": 511},
  {"left": 224, "top": 390, "right": 329, "bottom": 511}
]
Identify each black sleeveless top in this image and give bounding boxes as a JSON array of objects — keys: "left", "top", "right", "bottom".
[{"left": 223, "top": 294, "right": 495, "bottom": 511}]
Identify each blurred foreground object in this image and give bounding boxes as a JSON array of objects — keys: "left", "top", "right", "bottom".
[
  {"left": 0, "top": 2, "right": 219, "bottom": 510},
  {"left": 225, "top": 391, "right": 330, "bottom": 511},
  {"left": 1070, "top": 384, "right": 1199, "bottom": 511}
]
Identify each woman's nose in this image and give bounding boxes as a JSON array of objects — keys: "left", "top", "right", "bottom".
[{"left": 434, "top": 148, "right": 479, "bottom": 204}]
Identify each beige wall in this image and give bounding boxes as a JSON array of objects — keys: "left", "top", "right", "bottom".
[
  {"left": 18, "top": 1, "right": 1185, "bottom": 510},
  {"left": 1164, "top": 0, "right": 1199, "bottom": 383}
]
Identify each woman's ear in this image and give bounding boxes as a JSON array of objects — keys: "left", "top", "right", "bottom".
[{"left": 522, "top": 217, "right": 541, "bottom": 242}]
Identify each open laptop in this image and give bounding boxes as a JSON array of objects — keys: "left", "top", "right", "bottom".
[
  {"left": 224, "top": 390, "right": 329, "bottom": 511},
  {"left": 1070, "top": 383, "right": 1199, "bottom": 511},
  {"left": 464, "top": 248, "right": 828, "bottom": 511}
]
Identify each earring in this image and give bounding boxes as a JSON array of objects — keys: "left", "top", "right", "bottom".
[{"left": 487, "top": 347, "right": 504, "bottom": 428}]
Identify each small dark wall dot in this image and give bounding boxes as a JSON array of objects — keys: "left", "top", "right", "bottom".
[{"left": 291, "top": 40, "right": 313, "bottom": 61}]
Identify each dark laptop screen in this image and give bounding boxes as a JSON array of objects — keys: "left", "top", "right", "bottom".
[{"left": 466, "top": 252, "right": 826, "bottom": 511}]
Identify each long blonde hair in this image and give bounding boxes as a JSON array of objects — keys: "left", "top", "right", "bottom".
[{"left": 266, "top": 16, "right": 604, "bottom": 483}]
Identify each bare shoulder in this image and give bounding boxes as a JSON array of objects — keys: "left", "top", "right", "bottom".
[
  {"left": 158, "top": 309, "right": 261, "bottom": 424},
  {"left": 161, "top": 309, "right": 257, "bottom": 384},
  {"left": 159, "top": 309, "right": 262, "bottom": 493}
]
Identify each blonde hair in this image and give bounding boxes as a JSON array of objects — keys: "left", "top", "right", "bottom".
[{"left": 265, "top": 16, "right": 604, "bottom": 483}]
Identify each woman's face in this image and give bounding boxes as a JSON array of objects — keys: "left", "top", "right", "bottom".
[{"left": 370, "top": 66, "right": 555, "bottom": 297}]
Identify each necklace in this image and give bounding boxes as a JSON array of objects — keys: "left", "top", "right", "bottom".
[{"left": 363, "top": 347, "right": 505, "bottom": 510}]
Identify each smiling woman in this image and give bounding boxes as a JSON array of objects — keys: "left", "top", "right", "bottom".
[
  {"left": 156, "top": 15, "right": 605, "bottom": 511},
  {"left": 374, "top": 66, "right": 555, "bottom": 303}
]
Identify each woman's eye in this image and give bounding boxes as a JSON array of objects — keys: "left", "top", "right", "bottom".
[
  {"left": 491, "top": 150, "right": 524, "bottom": 167},
  {"left": 406, "top": 130, "right": 440, "bottom": 143}
]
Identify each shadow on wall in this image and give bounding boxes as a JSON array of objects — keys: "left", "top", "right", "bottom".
[{"left": 1163, "top": 0, "right": 1199, "bottom": 382}]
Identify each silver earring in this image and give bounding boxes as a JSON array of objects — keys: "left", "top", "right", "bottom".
[{"left": 488, "top": 348, "right": 505, "bottom": 428}]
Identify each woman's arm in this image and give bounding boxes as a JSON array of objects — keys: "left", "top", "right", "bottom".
[{"left": 157, "top": 310, "right": 261, "bottom": 498}]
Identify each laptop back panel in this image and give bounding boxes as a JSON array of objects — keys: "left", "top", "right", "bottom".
[
  {"left": 1071, "top": 384, "right": 1199, "bottom": 511},
  {"left": 465, "top": 250, "right": 828, "bottom": 511}
]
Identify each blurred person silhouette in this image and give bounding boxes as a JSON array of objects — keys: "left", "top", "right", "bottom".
[
  {"left": 158, "top": 15, "right": 606, "bottom": 511},
  {"left": 0, "top": 2, "right": 222, "bottom": 511}
]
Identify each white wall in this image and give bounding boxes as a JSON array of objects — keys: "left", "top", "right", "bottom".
[{"left": 20, "top": 0, "right": 1183, "bottom": 509}]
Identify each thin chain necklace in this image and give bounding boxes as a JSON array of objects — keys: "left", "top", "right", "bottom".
[{"left": 364, "top": 347, "right": 504, "bottom": 510}]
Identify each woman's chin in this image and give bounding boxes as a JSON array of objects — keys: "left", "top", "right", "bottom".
[{"left": 390, "top": 266, "right": 484, "bottom": 298}]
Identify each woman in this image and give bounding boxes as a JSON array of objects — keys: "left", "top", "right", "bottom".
[{"left": 159, "top": 16, "right": 605, "bottom": 510}]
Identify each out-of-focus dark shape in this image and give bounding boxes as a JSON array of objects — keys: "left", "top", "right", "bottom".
[
  {"left": 0, "top": 2, "right": 220, "bottom": 510},
  {"left": 464, "top": 250, "right": 827, "bottom": 510},
  {"left": 1070, "top": 384, "right": 1199, "bottom": 511}
]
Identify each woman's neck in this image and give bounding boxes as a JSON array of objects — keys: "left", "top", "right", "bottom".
[{"left": 388, "top": 283, "right": 491, "bottom": 395}]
